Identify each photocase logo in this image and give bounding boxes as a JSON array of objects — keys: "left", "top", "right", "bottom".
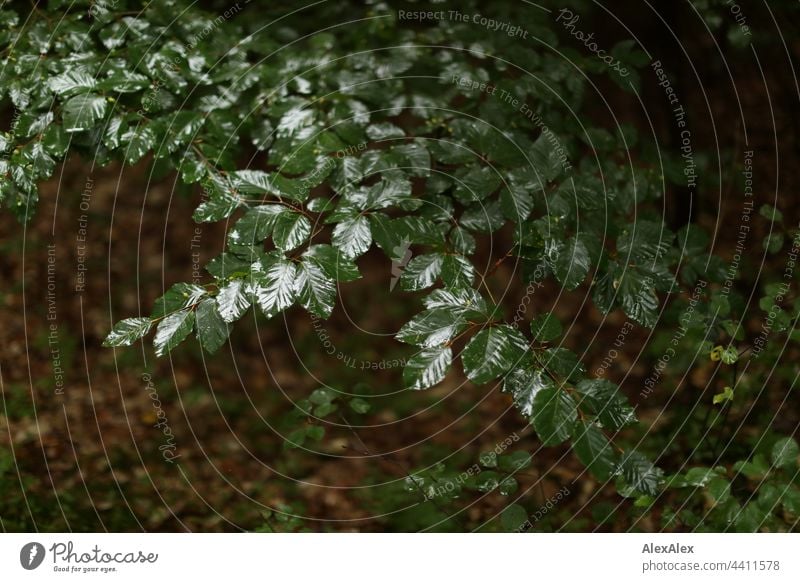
[
  {"left": 20, "top": 542, "right": 46, "bottom": 570},
  {"left": 389, "top": 239, "right": 413, "bottom": 291}
]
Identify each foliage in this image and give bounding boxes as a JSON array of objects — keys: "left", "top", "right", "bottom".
[{"left": 1, "top": 0, "right": 797, "bottom": 532}]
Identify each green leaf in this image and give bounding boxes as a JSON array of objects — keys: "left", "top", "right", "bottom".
[
  {"left": 422, "top": 287, "right": 487, "bottom": 317},
  {"left": 530, "top": 312, "right": 562, "bottom": 342},
  {"left": 371, "top": 215, "right": 443, "bottom": 255},
  {"left": 303, "top": 245, "right": 361, "bottom": 282},
  {"left": 309, "top": 388, "right": 336, "bottom": 406},
  {"left": 499, "top": 185, "right": 534, "bottom": 222},
  {"left": 253, "top": 258, "right": 298, "bottom": 318},
  {"left": 462, "top": 325, "right": 528, "bottom": 384},
  {"left": 194, "top": 189, "right": 241, "bottom": 223},
  {"left": 48, "top": 70, "right": 97, "bottom": 96},
  {"left": 532, "top": 388, "right": 577, "bottom": 446},
  {"left": 215, "top": 279, "right": 252, "bottom": 323},
  {"left": 332, "top": 214, "right": 372, "bottom": 258},
  {"left": 541, "top": 347, "right": 584, "bottom": 380},
  {"left": 500, "top": 504, "right": 528, "bottom": 532},
  {"left": 617, "top": 220, "right": 673, "bottom": 261},
  {"left": 616, "top": 268, "right": 659, "bottom": 328},
  {"left": 497, "top": 451, "right": 532, "bottom": 472},
  {"left": 713, "top": 386, "right": 734, "bottom": 405},
  {"left": 720, "top": 346, "right": 738, "bottom": 364},
  {"left": 460, "top": 200, "right": 505, "bottom": 233},
  {"left": 153, "top": 309, "right": 195, "bottom": 357},
  {"left": 503, "top": 367, "right": 552, "bottom": 418},
  {"left": 272, "top": 210, "right": 311, "bottom": 252},
  {"left": 103, "top": 317, "right": 152, "bottom": 347},
  {"left": 62, "top": 94, "right": 107, "bottom": 133},
  {"left": 349, "top": 398, "right": 371, "bottom": 414},
  {"left": 453, "top": 165, "right": 501, "bottom": 203},
  {"left": 399, "top": 253, "right": 444, "bottom": 292},
  {"left": 230, "top": 170, "right": 272, "bottom": 194},
  {"left": 393, "top": 142, "right": 430, "bottom": 177},
  {"left": 295, "top": 259, "right": 336, "bottom": 318},
  {"left": 618, "top": 451, "right": 663, "bottom": 496},
  {"left": 677, "top": 224, "right": 709, "bottom": 255},
  {"left": 364, "top": 176, "right": 412, "bottom": 209},
  {"left": 42, "top": 123, "right": 69, "bottom": 157},
  {"left": 498, "top": 477, "right": 519, "bottom": 496},
  {"left": 762, "top": 232, "right": 786, "bottom": 255},
  {"left": 122, "top": 124, "right": 156, "bottom": 164},
  {"left": 366, "top": 123, "right": 405, "bottom": 140},
  {"left": 470, "top": 471, "right": 501, "bottom": 493},
  {"left": 403, "top": 347, "right": 453, "bottom": 390},
  {"left": 151, "top": 283, "right": 207, "bottom": 318},
  {"left": 228, "top": 205, "right": 285, "bottom": 245},
  {"left": 97, "top": 69, "right": 149, "bottom": 93},
  {"left": 574, "top": 378, "right": 636, "bottom": 430},
  {"left": 205, "top": 253, "right": 253, "bottom": 279},
  {"left": 305, "top": 425, "right": 325, "bottom": 441},
  {"left": 706, "top": 476, "right": 732, "bottom": 504},
  {"left": 307, "top": 197, "right": 335, "bottom": 213},
  {"left": 196, "top": 297, "right": 231, "bottom": 353},
  {"left": 550, "top": 237, "right": 591, "bottom": 290},
  {"left": 449, "top": 225, "right": 476, "bottom": 254},
  {"left": 231, "top": 170, "right": 309, "bottom": 201},
  {"left": 396, "top": 308, "right": 467, "bottom": 348},
  {"left": 441, "top": 254, "right": 475, "bottom": 288},
  {"left": 271, "top": 174, "right": 312, "bottom": 202},
  {"left": 529, "top": 132, "right": 564, "bottom": 182},
  {"left": 285, "top": 428, "right": 306, "bottom": 449},
  {"left": 573, "top": 421, "right": 616, "bottom": 480},
  {"left": 771, "top": 437, "right": 799, "bottom": 469},
  {"left": 759, "top": 204, "right": 783, "bottom": 222}
]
